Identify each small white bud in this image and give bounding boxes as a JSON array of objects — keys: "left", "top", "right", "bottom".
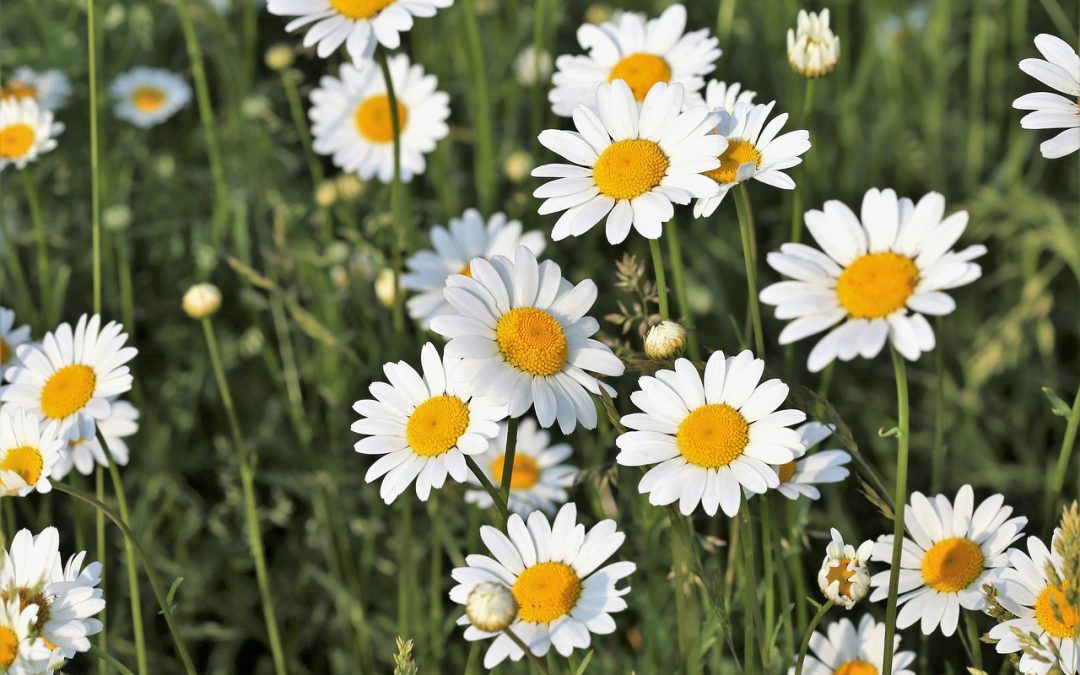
[
  {"left": 182, "top": 283, "right": 222, "bottom": 319},
  {"left": 466, "top": 582, "right": 518, "bottom": 632},
  {"left": 514, "top": 46, "right": 552, "bottom": 87},
  {"left": 503, "top": 150, "right": 534, "bottom": 184},
  {"left": 265, "top": 44, "right": 295, "bottom": 71},
  {"left": 787, "top": 9, "right": 840, "bottom": 78},
  {"left": 817, "top": 528, "right": 873, "bottom": 609},
  {"left": 644, "top": 321, "right": 687, "bottom": 360},
  {"left": 374, "top": 269, "right": 399, "bottom": 309}
]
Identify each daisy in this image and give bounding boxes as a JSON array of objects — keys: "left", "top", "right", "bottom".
[
  {"left": 49, "top": 399, "right": 139, "bottom": 480},
  {"left": 533, "top": 80, "right": 723, "bottom": 244},
  {"left": 430, "top": 246, "right": 625, "bottom": 433},
  {"left": 403, "top": 209, "right": 546, "bottom": 328},
  {"left": 760, "top": 188, "right": 985, "bottom": 372},
  {"left": 692, "top": 100, "right": 811, "bottom": 218},
  {"left": 818, "top": 528, "right": 873, "bottom": 609},
  {"left": 0, "top": 596, "right": 52, "bottom": 674},
  {"left": 787, "top": 9, "right": 840, "bottom": 78},
  {"left": 465, "top": 417, "right": 579, "bottom": 516},
  {"left": 0, "top": 97, "right": 63, "bottom": 171},
  {"left": 310, "top": 54, "right": 449, "bottom": 183},
  {"left": 791, "top": 614, "right": 916, "bottom": 675},
  {"left": 0, "top": 308, "right": 31, "bottom": 370},
  {"left": 1, "top": 67, "right": 72, "bottom": 111},
  {"left": 1013, "top": 34, "right": 1080, "bottom": 159},
  {"left": 0, "top": 407, "right": 62, "bottom": 497},
  {"left": 267, "top": 0, "right": 452, "bottom": 63},
  {"left": 351, "top": 342, "right": 505, "bottom": 504},
  {"left": 449, "top": 503, "right": 635, "bottom": 668},
  {"left": 869, "top": 484, "right": 1027, "bottom": 636},
  {"left": 109, "top": 67, "right": 192, "bottom": 128},
  {"left": 0, "top": 314, "right": 137, "bottom": 442},
  {"left": 615, "top": 350, "right": 807, "bottom": 517},
  {"left": 989, "top": 532, "right": 1079, "bottom": 674},
  {"left": 549, "top": 4, "right": 720, "bottom": 116},
  {"left": 703, "top": 79, "right": 756, "bottom": 114},
  {"left": 768, "top": 422, "right": 851, "bottom": 501}
]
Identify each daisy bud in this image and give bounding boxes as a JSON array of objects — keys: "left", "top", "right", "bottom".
[
  {"left": 585, "top": 4, "right": 614, "bottom": 25},
  {"left": 465, "top": 582, "right": 519, "bottom": 633},
  {"left": 334, "top": 174, "right": 365, "bottom": 202},
  {"left": 264, "top": 44, "right": 295, "bottom": 72},
  {"left": 374, "top": 269, "right": 399, "bottom": 309},
  {"left": 103, "top": 204, "right": 132, "bottom": 232},
  {"left": 314, "top": 180, "right": 339, "bottom": 208},
  {"left": 514, "top": 47, "right": 552, "bottom": 87},
  {"left": 787, "top": 9, "right": 840, "bottom": 78},
  {"left": 182, "top": 283, "right": 222, "bottom": 320},
  {"left": 644, "top": 321, "right": 687, "bottom": 360},
  {"left": 818, "top": 528, "right": 873, "bottom": 609},
  {"left": 503, "top": 150, "right": 534, "bottom": 184}
]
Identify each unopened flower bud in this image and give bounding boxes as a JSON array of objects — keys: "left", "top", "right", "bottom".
[
  {"left": 503, "top": 150, "right": 534, "bottom": 184},
  {"left": 103, "top": 204, "right": 132, "bottom": 232},
  {"left": 514, "top": 46, "right": 552, "bottom": 87},
  {"left": 644, "top": 321, "right": 687, "bottom": 359},
  {"left": 818, "top": 528, "right": 872, "bottom": 608},
  {"left": 315, "top": 180, "right": 339, "bottom": 208},
  {"left": 182, "top": 283, "right": 222, "bottom": 319},
  {"left": 787, "top": 9, "right": 840, "bottom": 78},
  {"left": 265, "top": 44, "right": 295, "bottom": 71},
  {"left": 466, "top": 582, "right": 518, "bottom": 632},
  {"left": 374, "top": 269, "right": 399, "bottom": 309}
]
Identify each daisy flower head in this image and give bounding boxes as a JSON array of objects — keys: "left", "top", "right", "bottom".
[
  {"left": 790, "top": 614, "right": 916, "bottom": 675},
  {"left": 1, "top": 67, "right": 72, "bottom": 111},
  {"left": 465, "top": 418, "right": 578, "bottom": 516},
  {"left": 1013, "top": 34, "right": 1080, "bottom": 159},
  {"left": 0, "top": 596, "right": 52, "bottom": 674},
  {"left": 449, "top": 503, "right": 635, "bottom": 668},
  {"left": 309, "top": 55, "right": 449, "bottom": 183},
  {"left": 430, "top": 246, "right": 625, "bottom": 433},
  {"left": 0, "top": 308, "right": 31, "bottom": 370},
  {"left": 761, "top": 188, "right": 985, "bottom": 372},
  {"left": 533, "top": 80, "right": 723, "bottom": 244},
  {"left": 351, "top": 342, "right": 505, "bottom": 504},
  {"left": 989, "top": 532, "right": 1079, "bottom": 674},
  {"left": 50, "top": 400, "right": 139, "bottom": 480},
  {"left": 692, "top": 100, "right": 811, "bottom": 218},
  {"left": 787, "top": 9, "right": 840, "bottom": 78},
  {"left": 549, "top": 3, "right": 720, "bottom": 116},
  {"left": 0, "top": 407, "right": 62, "bottom": 497},
  {"left": 403, "top": 209, "right": 546, "bottom": 328},
  {"left": 0, "top": 314, "right": 137, "bottom": 442},
  {"left": 703, "top": 79, "right": 756, "bottom": 114},
  {"left": 869, "top": 484, "right": 1027, "bottom": 636},
  {"left": 110, "top": 68, "right": 192, "bottom": 128},
  {"left": 267, "top": 0, "right": 452, "bottom": 63},
  {"left": 818, "top": 528, "right": 873, "bottom": 609},
  {"left": 769, "top": 421, "right": 851, "bottom": 501},
  {"left": 615, "top": 350, "right": 807, "bottom": 517},
  {"left": 0, "top": 97, "right": 63, "bottom": 171}
]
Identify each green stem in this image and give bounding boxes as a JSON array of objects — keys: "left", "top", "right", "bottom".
[
  {"left": 931, "top": 320, "right": 946, "bottom": 493},
  {"left": 463, "top": 455, "right": 511, "bottom": 524},
  {"left": 789, "top": 78, "right": 815, "bottom": 243},
  {"left": 1045, "top": 386, "right": 1080, "bottom": 524},
  {"left": 881, "top": 346, "right": 910, "bottom": 675},
  {"left": 376, "top": 47, "right": 406, "bottom": 335},
  {"left": 734, "top": 185, "right": 765, "bottom": 357},
  {"left": 20, "top": 170, "right": 49, "bottom": 318},
  {"left": 648, "top": 238, "right": 670, "bottom": 321},
  {"left": 793, "top": 600, "right": 833, "bottom": 675},
  {"left": 666, "top": 223, "right": 700, "bottom": 359},
  {"left": 740, "top": 497, "right": 767, "bottom": 671},
  {"left": 503, "top": 628, "right": 551, "bottom": 674},
  {"left": 963, "top": 612, "right": 984, "bottom": 669},
  {"left": 88, "top": 0, "right": 102, "bottom": 314},
  {"left": 95, "top": 466, "right": 107, "bottom": 675},
  {"left": 530, "top": 0, "right": 548, "bottom": 141},
  {"left": 499, "top": 417, "right": 521, "bottom": 511},
  {"left": 89, "top": 644, "right": 135, "bottom": 675},
  {"left": 460, "top": 0, "right": 497, "bottom": 212}
]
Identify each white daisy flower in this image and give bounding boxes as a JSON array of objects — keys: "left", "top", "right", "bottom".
[
  {"left": 1013, "top": 33, "right": 1080, "bottom": 159},
  {"left": 790, "top": 614, "right": 916, "bottom": 675},
  {"left": 760, "top": 188, "right": 985, "bottom": 372},
  {"left": 403, "top": 209, "right": 546, "bottom": 329},
  {"left": 703, "top": 79, "right": 756, "bottom": 114},
  {"left": 110, "top": 67, "right": 192, "bottom": 128},
  {"left": 989, "top": 532, "right": 1079, "bottom": 674},
  {"left": 309, "top": 54, "right": 449, "bottom": 183},
  {"left": 49, "top": 399, "right": 139, "bottom": 480},
  {"left": 0, "top": 97, "right": 63, "bottom": 171},
  {"left": 1, "top": 67, "right": 72, "bottom": 111},
  {"left": 549, "top": 4, "right": 719, "bottom": 116},
  {"left": 869, "top": 484, "right": 1027, "bottom": 636},
  {"left": 818, "top": 528, "right": 873, "bottom": 609},
  {"left": 787, "top": 9, "right": 840, "bottom": 78},
  {"left": 267, "top": 0, "right": 452, "bottom": 63},
  {"left": 449, "top": 503, "right": 635, "bottom": 668},
  {"left": 465, "top": 418, "right": 579, "bottom": 516},
  {"left": 533, "top": 80, "right": 723, "bottom": 244},
  {"left": 0, "top": 407, "right": 62, "bottom": 497},
  {"left": 615, "top": 350, "right": 807, "bottom": 517},
  {"left": 351, "top": 342, "right": 506, "bottom": 504},
  {"left": 768, "top": 422, "right": 851, "bottom": 501},
  {"left": 692, "top": 100, "right": 811, "bottom": 218},
  {"left": 0, "top": 596, "right": 52, "bottom": 674},
  {"left": 430, "top": 246, "right": 625, "bottom": 433},
  {"left": 0, "top": 314, "right": 137, "bottom": 442},
  {"left": 0, "top": 308, "right": 31, "bottom": 370}
]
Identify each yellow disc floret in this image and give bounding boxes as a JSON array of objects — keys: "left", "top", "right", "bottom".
[
  {"left": 331, "top": 0, "right": 396, "bottom": 19},
  {"left": 704, "top": 139, "right": 761, "bottom": 185},
  {"left": 676, "top": 404, "right": 750, "bottom": 468},
  {"left": 495, "top": 307, "right": 569, "bottom": 377},
  {"left": 354, "top": 95, "right": 408, "bottom": 143},
  {"left": 406, "top": 395, "right": 470, "bottom": 457},
  {"left": 0, "top": 626, "right": 18, "bottom": 667},
  {"left": 132, "top": 86, "right": 167, "bottom": 113},
  {"left": 1, "top": 446, "right": 44, "bottom": 486},
  {"left": 491, "top": 453, "right": 541, "bottom": 489},
  {"left": 608, "top": 53, "right": 672, "bottom": 101},
  {"left": 920, "top": 537, "right": 985, "bottom": 593},
  {"left": 834, "top": 660, "right": 877, "bottom": 675},
  {"left": 0, "top": 82, "right": 37, "bottom": 101},
  {"left": 1035, "top": 583, "right": 1079, "bottom": 639},
  {"left": 593, "top": 139, "right": 669, "bottom": 201},
  {"left": 40, "top": 364, "right": 97, "bottom": 420},
  {"left": 778, "top": 460, "right": 797, "bottom": 483},
  {"left": 512, "top": 562, "right": 582, "bottom": 623},
  {"left": 0, "top": 123, "right": 35, "bottom": 159},
  {"left": 836, "top": 253, "right": 919, "bottom": 319},
  {"left": 0, "top": 337, "right": 11, "bottom": 365},
  {"left": 825, "top": 558, "right": 857, "bottom": 598}
]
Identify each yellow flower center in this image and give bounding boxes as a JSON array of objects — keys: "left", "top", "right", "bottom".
[
  {"left": 777, "top": 460, "right": 797, "bottom": 483},
  {"left": 825, "top": 557, "right": 857, "bottom": 598},
  {"left": 456, "top": 263, "right": 473, "bottom": 278},
  {"left": 0, "top": 82, "right": 36, "bottom": 101},
  {"left": 1, "top": 446, "right": 44, "bottom": 486},
  {"left": 1035, "top": 583, "right": 1079, "bottom": 639},
  {"left": 836, "top": 253, "right": 919, "bottom": 320},
  {"left": 132, "top": 86, "right": 167, "bottom": 113},
  {"left": 704, "top": 139, "right": 761, "bottom": 185},
  {"left": 920, "top": 537, "right": 984, "bottom": 593},
  {"left": 0, "top": 337, "right": 10, "bottom": 364},
  {"left": 330, "top": 0, "right": 395, "bottom": 20},
  {"left": 512, "top": 561, "right": 582, "bottom": 624},
  {"left": 495, "top": 307, "right": 569, "bottom": 377},
  {"left": 490, "top": 452, "right": 541, "bottom": 490},
  {"left": 0, "top": 123, "right": 36, "bottom": 159},
  {"left": 835, "top": 660, "right": 877, "bottom": 675},
  {"left": 405, "top": 395, "right": 470, "bottom": 457},
  {"left": 0, "top": 626, "right": 17, "bottom": 667},
  {"left": 592, "top": 139, "right": 669, "bottom": 201},
  {"left": 40, "top": 364, "right": 97, "bottom": 420},
  {"left": 676, "top": 404, "right": 749, "bottom": 468},
  {"left": 607, "top": 53, "right": 672, "bottom": 101},
  {"left": 354, "top": 95, "right": 407, "bottom": 143}
]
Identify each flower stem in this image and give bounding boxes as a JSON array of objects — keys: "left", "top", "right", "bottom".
[
  {"left": 20, "top": 170, "right": 50, "bottom": 320},
  {"left": 740, "top": 497, "right": 767, "bottom": 671},
  {"left": 460, "top": 0, "right": 497, "bottom": 213},
  {"left": 463, "top": 455, "right": 511, "bottom": 525},
  {"left": 503, "top": 627, "right": 550, "bottom": 674},
  {"left": 881, "top": 345, "right": 910, "bottom": 675},
  {"left": 499, "top": 417, "right": 521, "bottom": 512},
  {"left": 376, "top": 47, "right": 407, "bottom": 335},
  {"left": 95, "top": 467, "right": 107, "bottom": 675},
  {"left": 1045, "top": 385, "right": 1080, "bottom": 525},
  {"left": 789, "top": 79, "right": 815, "bottom": 244},
  {"left": 793, "top": 600, "right": 833, "bottom": 675},
  {"left": 666, "top": 223, "right": 701, "bottom": 360},
  {"left": 530, "top": 0, "right": 548, "bottom": 140},
  {"left": 734, "top": 184, "right": 765, "bottom": 357},
  {"left": 962, "top": 611, "right": 984, "bottom": 669},
  {"left": 88, "top": 0, "right": 102, "bottom": 314},
  {"left": 648, "top": 238, "right": 670, "bottom": 321}
]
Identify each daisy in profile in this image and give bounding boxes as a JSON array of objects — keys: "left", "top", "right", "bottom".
[
  {"left": 450, "top": 503, "right": 635, "bottom": 668},
  {"left": 989, "top": 532, "right": 1079, "bottom": 674},
  {"left": 310, "top": 54, "right": 449, "bottom": 183},
  {"left": 766, "top": 422, "right": 851, "bottom": 501},
  {"left": 0, "top": 596, "right": 52, "bottom": 673},
  {"left": 818, "top": 528, "right": 873, "bottom": 609},
  {"left": 403, "top": 210, "right": 546, "bottom": 328},
  {"left": 692, "top": 100, "right": 810, "bottom": 218},
  {"left": 50, "top": 399, "right": 139, "bottom": 480},
  {"left": 0, "top": 314, "right": 137, "bottom": 442},
  {"left": 430, "top": 246, "right": 625, "bottom": 433},
  {"left": 0, "top": 97, "right": 63, "bottom": 171},
  {"left": 1013, "top": 34, "right": 1080, "bottom": 159},
  {"left": 533, "top": 80, "right": 723, "bottom": 244},
  {"left": 464, "top": 418, "right": 578, "bottom": 516},
  {"left": 0, "top": 407, "right": 62, "bottom": 497},
  {"left": 1, "top": 67, "right": 72, "bottom": 111},
  {"left": 549, "top": 4, "right": 719, "bottom": 116},
  {"left": 703, "top": 79, "right": 756, "bottom": 114},
  {"left": 109, "top": 67, "right": 191, "bottom": 128},
  {"left": 267, "top": 0, "right": 452, "bottom": 63},
  {"left": 351, "top": 342, "right": 505, "bottom": 504},
  {"left": 615, "top": 350, "right": 806, "bottom": 517},
  {"left": 869, "top": 484, "right": 1027, "bottom": 636},
  {"left": 792, "top": 614, "right": 916, "bottom": 675},
  {"left": 760, "top": 188, "right": 985, "bottom": 372},
  {"left": 0, "top": 307, "right": 31, "bottom": 370}
]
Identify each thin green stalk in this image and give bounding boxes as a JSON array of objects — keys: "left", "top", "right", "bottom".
[
  {"left": 88, "top": 0, "right": 102, "bottom": 314},
  {"left": 376, "top": 47, "right": 406, "bottom": 335},
  {"left": 89, "top": 645, "right": 135, "bottom": 675},
  {"left": 397, "top": 498, "right": 414, "bottom": 638},
  {"left": 280, "top": 70, "right": 324, "bottom": 188},
  {"left": 931, "top": 320, "right": 946, "bottom": 493},
  {"left": 1045, "top": 386, "right": 1080, "bottom": 524},
  {"left": 504, "top": 628, "right": 551, "bottom": 674},
  {"left": 95, "top": 467, "right": 107, "bottom": 675},
  {"left": 789, "top": 78, "right": 815, "bottom": 243},
  {"left": 963, "top": 612, "right": 984, "bottom": 669},
  {"left": 769, "top": 498, "right": 796, "bottom": 665},
  {"left": 740, "top": 498, "right": 767, "bottom": 671},
  {"left": 881, "top": 346, "right": 910, "bottom": 675},
  {"left": 499, "top": 417, "right": 521, "bottom": 510},
  {"left": 760, "top": 499, "right": 775, "bottom": 650},
  {"left": 460, "top": 0, "right": 497, "bottom": 212},
  {"left": 530, "top": 0, "right": 548, "bottom": 140},
  {"left": 463, "top": 455, "right": 512, "bottom": 524},
  {"left": 793, "top": 600, "right": 833, "bottom": 675},
  {"left": 648, "top": 238, "right": 670, "bottom": 321},
  {"left": 734, "top": 185, "right": 765, "bottom": 357},
  {"left": 20, "top": 170, "right": 49, "bottom": 317},
  {"left": 671, "top": 516, "right": 699, "bottom": 674},
  {"left": 666, "top": 223, "right": 701, "bottom": 359}
]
